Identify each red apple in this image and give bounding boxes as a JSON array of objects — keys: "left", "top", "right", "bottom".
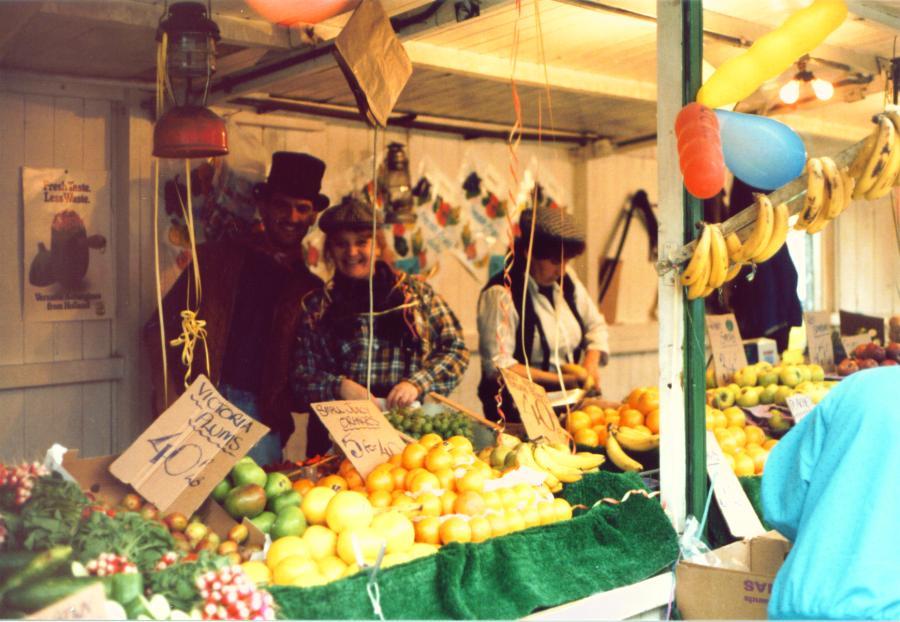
[
  {"left": 881, "top": 358, "right": 898, "bottom": 366},
  {"left": 164, "top": 512, "right": 188, "bottom": 532},
  {"left": 228, "top": 523, "right": 249, "bottom": 545},
  {"left": 121, "top": 493, "right": 143, "bottom": 512},
  {"left": 217, "top": 540, "right": 239, "bottom": 556},
  {"left": 140, "top": 503, "right": 159, "bottom": 521},
  {"left": 864, "top": 343, "right": 886, "bottom": 362},
  {"left": 886, "top": 342, "right": 900, "bottom": 363},
  {"left": 852, "top": 344, "right": 870, "bottom": 360},
  {"left": 184, "top": 521, "right": 209, "bottom": 544},
  {"left": 837, "top": 358, "right": 859, "bottom": 376},
  {"left": 857, "top": 358, "right": 879, "bottom": 370}
]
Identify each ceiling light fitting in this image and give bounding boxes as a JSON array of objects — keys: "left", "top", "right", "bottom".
[{"left": 779, "top": 56, "right": 833, "bottom": 105}]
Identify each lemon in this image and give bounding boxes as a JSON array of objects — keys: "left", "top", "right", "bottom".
[
  {"left": 408, "top": 542, "right": 440, "bottom": 559},
  {"left": 292, "top": 570, "right": 328, "bottom": 588},
  {"left": 302, "top": 524, "right": 338, "bottom": 560},
  {"left": 240, "top": 561, "right": 271, "bottom": 585},
  {"left": 552, "top": 498, "right": 573, "bottom": 521},
  {"left": 381, "top": 552, "right": 412, "bottom": 568},
  {"left": 317, "top": 555, "right": 348, "bottom": 582},
  {"left": 325, "top": 491, "right": 374, "bottom": 533},
  {"left": 272, "top": 556, "right": 317, "bottom": 586},
  {"left": 336, "top": 526, "right": 386, "bottom": 566},
  {"left": 301, "top": 486, "right": 338, "bottom": 525},
  {"left": 266, "top": 536, "right": 310, "bottom": 570},
  {"left": 371, "top": 510, "right": 415, "bottom": 554}
]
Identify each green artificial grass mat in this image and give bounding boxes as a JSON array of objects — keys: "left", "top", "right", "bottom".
[{"left": 270, "top": 471, "right": 678, "bottom": 620}]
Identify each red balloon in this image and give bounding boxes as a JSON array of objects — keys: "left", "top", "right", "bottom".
[
  {"left": 676, "top": 103, "right": 725, "bottom": 199},
  {"left": 244, "top": 0, "right": 361, "bottom": 25}
]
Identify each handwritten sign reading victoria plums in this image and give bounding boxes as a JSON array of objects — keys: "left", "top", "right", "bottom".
[
  {"left": 110, "top": 375, "right": 268, "bottom": 517},
  {"left": 311, "top": 400, "right": 405, "bottom": 478},
  {"left": 706, "top": 313, "right": 749, "bottom": 387},
  {"left": 499, "top": 368, "right": 568, "bottom": 445}
]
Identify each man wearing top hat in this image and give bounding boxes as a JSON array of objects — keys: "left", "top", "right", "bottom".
[{"left": 146, "top": 152, "right": 328, "bottom": 465}]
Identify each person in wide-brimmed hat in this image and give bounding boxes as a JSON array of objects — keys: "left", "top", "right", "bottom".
[
  {"left": 146, "top": 152, "right": 328, "bottom": 466},
  {"left": 477, "top": 205, "right": 610, "bottom": 422},
  {"left": 293, "top": 196, "right": 470, "bottom": 456}
]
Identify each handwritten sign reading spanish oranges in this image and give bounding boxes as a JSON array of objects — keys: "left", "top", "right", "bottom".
[
  {"left": 311, "top": 400, "right": 405, "bottom": 478},
  {"left": 500, "top": 368, "right": 568, "bottom": 445},
  {"left": 110, "top": 375, "right": 268, "bottom": 517}
]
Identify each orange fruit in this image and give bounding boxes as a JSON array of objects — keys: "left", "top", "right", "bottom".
[
  {"left": 482, "top": 490, "right": 501, "bottom": 511},
  {"left": 626, "top": 387, "right": 647, "bottom": 409},
  {"left": 390, "top": 493, "right": 419, "bottom": 513},
  {"left": 744, "top": 425, "right": 766, "bottom": 446},
  {"left": 504, "top": 509, "right": 526, "bottom": 532},
  {"left": 752, "top": 451, "right": 769, "bottom": 474},
  {"left": 605, "top": 411, "right": 621, "bottom": 426},
  {"left": 446, "top": 436, "right": 474, "bottom": 453},
  {"left": 439, "top": 517, "right": 472, "bottom": 544},
  {"left": 714, "top": 427, "right": 732, "bottom": 443},
  {"left": 401, "top": 443, "right": 428, "bottom": 470},
  {"left": 552, "top": 498, "right": 573, "bottom": 521},
  {"left": 469, "top": 516, "right": 492, "bottom": 543},
  {"left": 763, "top": 438, "right": 779, "bottom": 451},
  {"left": 636, "top": 390, "right": 659, "bottom": 416},
  {"left": 419, "top": 433, "right": 444, "bottom": 450},
  {"left": 455, "top": 469, "right": 486, "bottom": 493},
  {"left": 620, "top": 408, "right": 644, "bottom": 428},
  {"left": 407, "top": 470, "right": 441, "bottom": 494},
  {"left": 521, "top": 505, "right": 540, "bottom": 528},
  {"left": 733, "top": 453, "right": 756, "bottom": 477},
  {"left": 368, "top": 489, "right": 392, "bottom": 509},
  {"left": 365, "top": 468, "right": 395, "bottom": 493},
  {"left": 424, "top": 446, "right": 453, "bottom": 472},
  {"left": 537, "top": 501, "right": 557, "bottom": 525},
  {"left": 433, "top": 467, "right": 455, "bottom": 492},
  {"left": 718, "top": 435, "right": 739, "bottom": 456},
  {"left": 388, "top": 453, "right": 403, "bottom": 467},
  {"left": 338, "top": 459, "right": 355, "bottom": 476},
  {"left": 390, "top": 467, "right": 409, "bottom": 491},
  {"left": 449, "top": 447, "right": 474, "bottom": 468},
  {"left": 292, "top": 478, "right": 315, "bottom": 495},
  {"left": 645, "top": 408, "right": 660, "bottom": 434},
  {"left": 728, "top": 426, "right": 747, "bottom": 448},
  {"left": 566, "top": 410, "right": 591, "bottom": 433},
  {"left": 418, "top": 492, "right": 442, "bottom": 517},
  {"left": 586, "top": 406, "right": 605, "bottom": 425},
  {"left": 497, "top": 487, "right": 517, "bottom": 510},
  {"left": 318, "top": 474, "right": 348, "bottom": 492},
  {"left": 440, "top": 491, "right": 457, "bottom": 515},
  {"left": 414, "top": 516, "right": 441, "bottom": 544},
  {"left": 344, "top": 470, "right": 364, "bottom": 490},
  {"left": 713, "top": 412, "right": 728, "bottom": 430},
  {"left": 404, "top": 467, "right": 429, "bottom": 490},
  {"left": 487, "top": 513, "right": 509, "bottom": 537},
  {"left": 453, "top": 490, "right": 486, "bottom": 516},
  {"left": 591, "top": 424, "right": 609, "bottom": 447},
  {"left": 573, "top": 427, "right": 599, "bottom": 447},
  {"left": 724, "top": 407, "right": 746, "bottom": 428}
]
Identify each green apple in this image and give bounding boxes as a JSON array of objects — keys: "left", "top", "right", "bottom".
[
  {"left": 795, "top": 380, "right": 815, "bottom": 394},
  {"left": 736, "top": 387, "right": 760, "bottom": 408},
  {"left": 754, "top": 361, "right": 773, "bottom": 372},
  {"left": 769, "top": 411, "right": 792, "bottom": 432},
  {"left": 713, "top": 388, "right": 735, "bottom": 410},
  {"left": 758, "top": 371, "right": 779, "bottom": 387},
  {"left": 269, "top": 490, "right": 303, "bottom": 514},
  {"left": 211, "top": 478, "right": 232, "bottom": 503},
  {"left": 779, "top": 366, "right": 803, "bottom": 388},
  {"left": 726, "top": 383, "right": 741, "bottom": 396},
  {"left": 264, "top": 472, "right": 292, "bottom": 499},
  {"left": 271, "top": 506, "right": 307, "bottom": 539},
  {"left": 490, "top": 445, "right": 513, "bottom": 469},
  {"left": 808, "top": 364, "right": 825, "bottom": 382},
  {"left": 797, "top": 365, "right": 813, "bottom": 383},
  {"left": 782, "top": 350, "right": 804, "bottom": 365},
  {"left": 231, "top": 461, "right": 267, "bottom": 488},
  {"left": 774, "top": 386, "right": 796, "bottom": 406},
  {"left": 733, "top": 367, "right": 758, "bottom": 388},
  {"left": 760, "top": 384, "right": 779, "bottom": 405},
  {"left": 249, "top": 510, "right": 277, "bottom": 534}
]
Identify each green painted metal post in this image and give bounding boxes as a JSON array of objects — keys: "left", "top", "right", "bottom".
[{"left": 682, "top": 0, "right": 708, "bottom": 523}]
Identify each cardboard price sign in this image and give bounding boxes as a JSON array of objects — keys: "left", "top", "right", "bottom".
[
  {"left": 706, "top": 431, "right": 766, "bottom": 539},
  {"left": 785, "top": 394, "right": 816, "bottom": 423},
  {"left": 706, "top": 314, "right": 749, "bottom": 387},
  {"left": 27, "top": 582, "right": 109, "bottom": 620},
  {"left": 840, "top": 333, "right": 871, "bottom": 358},
  {"left": 110, "top": 375, "right": 268, "bottom": 517},
  {"left": 499, "top": 368, "right": 568, "bottom": 445},
  {"left": 805, "top": 311, "right": 835, "bottom": 371},
  {"left": 311, "top": 400, "right": 405, "bottom": 478}
]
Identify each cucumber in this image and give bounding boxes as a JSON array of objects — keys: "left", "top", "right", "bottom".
[
  {"left": 3, "top": 577, "right": 101, "bottom": 613},
  {"left": 0, "top": 551, "right": 39, "bottom": 581},
  {"left": 108, "top": 572, "right": 144, "bottom": 605},
  {"left": 0, "top": 546, "right": 72, "bottom": 600}
]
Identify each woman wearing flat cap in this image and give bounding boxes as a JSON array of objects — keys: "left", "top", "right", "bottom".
[
  {"left": 293, "top": 196, "right": 470, "bottom": 455},
  {"left": 477, "top": 206, "right": 610, "bottom": 421}
]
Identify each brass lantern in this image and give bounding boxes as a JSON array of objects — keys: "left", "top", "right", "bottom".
[
  {"left": 153, "top": 1, "right": 228, "bottom": 158},
  {"left": 379, "top": 142, "right": 415, "bottom": 224}
]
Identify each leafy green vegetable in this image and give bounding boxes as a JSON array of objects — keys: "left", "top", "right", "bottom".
[
  {"left": 15, "top": 475, "right": 88, "bottom": 551},
  {"left": 72, "top": 511, "right": 174, "bottom": 576},
  {"left": 147, "top": 551, "right": 230, "bottom": 613}
]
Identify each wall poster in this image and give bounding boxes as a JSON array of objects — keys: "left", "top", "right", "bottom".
[{"left": 23, "top": 167, "right": 113, "bottom": 321}]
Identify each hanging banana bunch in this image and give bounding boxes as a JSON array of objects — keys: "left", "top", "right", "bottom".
[
  {"left": 848, "top": 111, "right": 900, "bottom": 201},
  {"left": 796, "top": 156, "right": 854, "bottom": 235}
]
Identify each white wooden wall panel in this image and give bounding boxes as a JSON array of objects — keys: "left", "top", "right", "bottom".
[
  {"left": 0, "top": 391, "right": 26, "bottom": 463},
  {"left": 0, "top": 92, "right": 25, "bottom": 367}
]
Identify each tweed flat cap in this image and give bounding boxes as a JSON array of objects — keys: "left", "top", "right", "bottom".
[
  {"left": 317, "top": 196, "right": 384, "bottom": 234},
  {"left": 519, "top": 206, "right": 584, "bottom": 244}
]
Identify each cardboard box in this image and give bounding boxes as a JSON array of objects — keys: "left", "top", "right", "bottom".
[
  {"left": 676, "top": 531, "right": 791, "bottom": 619},
  {"left": 743, "top": 337, "right": 779, "bottom": 365}
]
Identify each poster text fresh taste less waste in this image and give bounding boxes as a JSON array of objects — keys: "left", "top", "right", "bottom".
[
  {"left": 310, "top": 400, "right": 405, "bottom": 478},
  {"left": 110, "top": 376, "right": 268, "bottom": 517}
]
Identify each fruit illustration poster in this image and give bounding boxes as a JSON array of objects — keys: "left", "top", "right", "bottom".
[{"left": 22, "top": 167, "right": 113, "bottom": 322}]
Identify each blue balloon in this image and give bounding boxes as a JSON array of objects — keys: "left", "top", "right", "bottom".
[{"left": 715, "top": 110, "right": 807, "bottom": 191}]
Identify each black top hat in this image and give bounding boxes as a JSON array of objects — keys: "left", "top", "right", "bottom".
[{"left": 259, "top": 152, "right": 329, "bottom": 211}]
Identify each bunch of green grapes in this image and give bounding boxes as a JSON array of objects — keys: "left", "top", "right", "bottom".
[{"left": 384, "top": 407, "right": 474, "bottom": 441}]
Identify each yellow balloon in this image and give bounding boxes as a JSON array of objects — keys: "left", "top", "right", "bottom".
[{"left": 697, "top": 0, "right": 847, "bottom": 109}]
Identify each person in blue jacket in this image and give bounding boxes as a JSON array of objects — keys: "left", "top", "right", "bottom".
[{"left": 761, "top": 366, "right": 900, "bottom": 619}]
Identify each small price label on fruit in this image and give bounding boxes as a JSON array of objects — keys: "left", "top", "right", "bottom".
[
  {"left": 706, "top": 314, "right": 749, "bottom": 387},
  {"left": 805, "top": 311, "right": 835, "bottom": 371},
  {"left": 310, "top": 400, "right": 405, "bottom": 478},
  {"left": 706, "top": 431, "right": 766, "bottom": 539},
  {"left": 110, "top": 375, "right": 268, "bottom": 518},
  {"left": 785, "top": 394, "right": 816, "bottom": 423},
  {"left": 499, "top": 368, "right": 568, "bottom": 445}
]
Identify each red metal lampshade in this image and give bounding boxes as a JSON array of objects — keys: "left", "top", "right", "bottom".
[{"left": 153, "top": 105, "right": 228, "bottom": 158}]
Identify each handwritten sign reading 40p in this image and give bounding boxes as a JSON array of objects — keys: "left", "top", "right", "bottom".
[
  {"left": 706, "top": 313, "right": 749, "bottom": 387},
  {"left": 499, "top": 368, "right": 568, "bottom": 445},
  {"left": 311, "top": 400, "right": 405, "bottom": 478},
  {"left": 110, "top": 375, "right": 268, "bottom": 517}
]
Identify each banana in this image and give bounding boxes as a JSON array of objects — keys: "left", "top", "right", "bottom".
[
  {"left": 680, "top": 223, "right": 712, "bottom": 287},
  {"left": 706, "top": 224, "right": 728, "bottom": 289},
  {"left": 848, "top": 130, "right": 877, "bottom": 181},
  {"left": 820, "top": 157, "right": 844, "bottom": 219},
  {"left": 724, "top": 232, "right": 744, "bottom": 282},
  {"left": 752, "top": 201, "right": 789, "bottom": 263},
  {"left": 805, "top": 160, "right": 835, "bottom": 235},
  {"left": 866, "top": 115, "right": 900, "bottom": 199},
  {"left": 605, "top": 433, "right": 643, "bottom": 472},
  {"left": 545, "top": 443, "right": 605, "bottom": 470},
  {"left": 514, "top": 443, "right": 561, "bottom": 490},
  {"left": 560, "top": 363, "right": 588, "bottom": 379},
  {"left": 854, "top": 115, "right": 894, "bottom": 199},
  {"left": 533, "top": 444, "right": 583, "bottom": 483},
  {"left": 735, "top": 194, "right": 773, "bottom": 261},
  {"left": 837, "top": 166, "right": 855, "bottom": 216},
  {"left": 613, "top": 426, "right": 660, "bottom": 453},
  {"left": 796, "top": 158, "right": 825, "bottom": 230},
  {"left": 686, "top": 257, "right": 711, "bottom": 300}
]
